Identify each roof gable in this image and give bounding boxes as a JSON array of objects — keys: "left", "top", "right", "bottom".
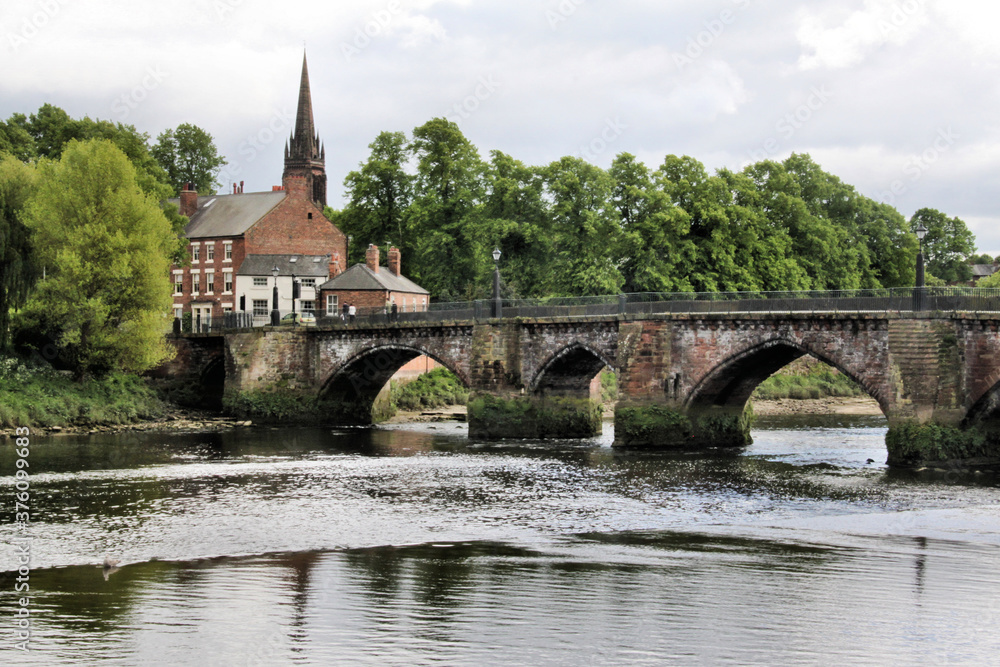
[
  {"left": 173, "top": 191, "right": 286, "bottom": 239},
  {"left": 319, "top": 264, "right": 429, "bottom": 294},
  {"left": 237, "top": 254, "right": 331, "bottom": 277}
]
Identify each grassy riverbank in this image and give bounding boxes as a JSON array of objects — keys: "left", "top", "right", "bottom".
[
  {"left": 751, "top": 358, "right": 865, "bottom": 401},
  {"left": 0, "top": 357, "right": 165, "bottom": 429},
  {"left": 389, "top": 368, "right": 470, "bottom": 413}
]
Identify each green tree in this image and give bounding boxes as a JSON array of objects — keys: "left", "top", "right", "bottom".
[
  {"left": 15, "top": 139, "right": 175, "bottom": 377},
  {"left": 0, "top": 156, "right": 39, "bottom": 351},
  {"left": 0, "top": 115, "right": 36, "bottom": 162},
  {"left": 151, "top": 123, "right": 227, "bottom": 195},
  {"left": 340, "top": 131, "right": 412, "bottom": 265},
  {"left": 911, "top": 208, "right": 976, "bottom": 283},
  {"left": 544, "top": 156, "right": 623, "bottom": 296},
  {"left": 611, "top": 153, "right": 694, "bottom": 293},
  {"left": 479, "top": 151, "right": 554, "bottom": 298},
  {"left": 407, "top": 118, "right": 486, "bottom": 299},
  {"left": 978, "top": 270, "right": 1000, "bottom": 288}
]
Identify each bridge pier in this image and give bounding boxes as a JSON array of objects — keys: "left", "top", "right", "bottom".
[
  {"left": 467, "top": 393, "right": 602, "bottom": 439},
  {"left": 465, "top": 321, "right": 605, "bottom": 439},
  {"left": 613, "top": 401, "right": 753, "bottom": 449}
]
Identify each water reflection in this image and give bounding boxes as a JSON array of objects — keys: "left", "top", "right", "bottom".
[{"left": 2, "top": 417, "right": 1000, "bottom": 663}]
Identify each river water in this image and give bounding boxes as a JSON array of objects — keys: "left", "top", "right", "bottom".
[{"left": 2, "top": 416, "right": 999, "bottom": 665}]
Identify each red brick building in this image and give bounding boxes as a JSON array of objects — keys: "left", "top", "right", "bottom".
[
  {"left": 170, "top": 53, "right": 347, "bottom": 325},
  {"left": 319, "top": 244, "right": 429, "bottom": 318}
]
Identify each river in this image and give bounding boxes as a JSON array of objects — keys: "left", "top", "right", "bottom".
[{"left": 2, "top": 416, "right": 999, "bottom": 665}]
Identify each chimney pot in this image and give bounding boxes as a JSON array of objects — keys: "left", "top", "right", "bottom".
[
  {"left": 388, "top": 246, "right": 401, "bottom": 277},
  {"left": 179, "top": 183, "right": 198, "bottom": 218},
  {"left": 365, "top": 244, "right": 380, "bottom": 274}
]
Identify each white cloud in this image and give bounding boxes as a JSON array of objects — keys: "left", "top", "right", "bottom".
[{"left": 796, "top": 0, "right": 929, "bottom": 70}]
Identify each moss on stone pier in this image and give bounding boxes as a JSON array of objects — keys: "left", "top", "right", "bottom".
[
  {"left": 886, "top": 421, "right": 1000, "bottom": 467},
  {"left": 614, "top": 403, "right": 754, "bottom": 449},
  {"left": 467, "top": 394, "right": 602, "bottom": 439}
]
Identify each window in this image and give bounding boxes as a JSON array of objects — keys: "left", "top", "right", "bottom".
[
  {"left": 253, "top": 277, "right": 268, "bottom": 287},
  {"left": 173, "top": 275, "right": 183, "bottom": 295},
  {"left": 224, "top": 242, "right": 232, "bottom": 261},
  {"left": 301, "top": 278, "right": 316, "bottom": 289},
  {"left": 224, "top": 272, "right": 233, "bottom": 293},
  {"left": 205, "top": 271, "right": 215, "bottom": 294},
  {"left": 192, "top": 273, "right": 200, "bottom": 294},
  {"left": 191, "top": 245, "right": 200, "bottom": 262},
  {"left": 206, "top": 244, "right": 215, "bottom": 261},
  {"left": 301, "top": 300, "right": 315, "bottom": 316},
  {"left": 173, "top": 307, "right": 183, "bottom": 319},
  {"left": 252, "top": 299, "right": 268, "bottom": 317},
  {"left": 326, "top": 294, "right": 339, "bottom": 316},
  {"left": 223, "top": 306, "right": 232, "bottom": 314}
]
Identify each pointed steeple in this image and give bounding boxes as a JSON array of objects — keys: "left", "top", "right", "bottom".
[
  {"left": 290, "top": 53, "right": 318, "bottom": 161},
  {"left": 283, "top": 51, "right": 327, "bottom": 206}
]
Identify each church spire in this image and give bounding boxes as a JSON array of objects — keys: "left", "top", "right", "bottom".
[{"left": 283, "top": 50, "right": 327, "bottom": 206}]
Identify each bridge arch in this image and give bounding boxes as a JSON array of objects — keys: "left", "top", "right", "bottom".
[
  {"left": 685, "top": 338, "right": 888, "bottom": 415},
  {"left": 963, "top": 374, "right": 1000, "bottom": 428},
  {"left": 199, "top": 356, "right": 227, "bottom": 410},
  {"left": 318, "top": 344, "right": 469, "bottom": 425},
  {"left": 530, "top": 342, "right": 614, "bottom": 397}
]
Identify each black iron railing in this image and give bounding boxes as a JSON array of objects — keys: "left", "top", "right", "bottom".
[{"left": 174, "top": 287, "right": 1000, "bottom": 334}]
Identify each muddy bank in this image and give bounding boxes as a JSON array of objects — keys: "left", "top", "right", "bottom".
[
  {"left": 751, "top": 396, "right": 882, "bottom": 416},
  {"left": 1, "top": 407, "right": 252, "bottom": 438}
]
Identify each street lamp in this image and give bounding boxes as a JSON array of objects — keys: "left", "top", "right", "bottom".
[
  {"left": 271, "top": 265, "right": 280, "bottom": 326},
  {"left": 492, "top": 247, "right": 502, "bottom": 319},
  {"left": 914, "top": 223, "right": 928, "bottom": 311}
]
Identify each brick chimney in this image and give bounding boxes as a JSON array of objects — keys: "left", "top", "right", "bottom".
[
  {"left": 365, "top": 244, "right": 379, "bottom": 273},
  {"left": 179, "top": 182, "right": 198, "bottom": 218},
  {"left": 388, "top": 246, "right": 401, "bottom": 277},
  {"left": 329, "top": 252, "right": 341, "bottom": 277}
]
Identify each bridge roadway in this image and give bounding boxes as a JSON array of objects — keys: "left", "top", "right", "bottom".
[{"left": 159, "top": 299, "right": 1000, "bottom": 467}]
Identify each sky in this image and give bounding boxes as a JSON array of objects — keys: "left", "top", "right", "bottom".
[{"left": 2, "top": 0, "right": 998, "bottom": 255}]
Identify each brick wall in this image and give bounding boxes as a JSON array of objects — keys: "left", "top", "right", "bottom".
[{"left": 172, "top": 237, "right": 247, "bottom": 319}]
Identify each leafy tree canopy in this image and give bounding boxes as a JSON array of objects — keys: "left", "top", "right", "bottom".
[
  {"left": 0, "top": 155, "right": 39, "bottom": 351},
  {"left": 151, "top": 123, "right": 227, "bottom": 195},
  {"left": 911, "top": 208, "right": 976, "bottom": 284},
  {"left": 14, "top": 139, "right": 175, "bottom": 377}
]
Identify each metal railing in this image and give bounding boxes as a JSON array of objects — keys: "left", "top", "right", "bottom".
[{"left": 172, "top": 287, "right": 1000, "bottom": 335}]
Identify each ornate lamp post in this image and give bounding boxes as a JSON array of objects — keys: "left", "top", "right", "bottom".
[
  {"left": 492, "top": 247, "right": 502, "bottom": 319},
  {"left": 914, "top": 223, "right": 928, "bottom": 311},
  {"left": 271, "top": 265, "right": 281, "bottom": 326}
]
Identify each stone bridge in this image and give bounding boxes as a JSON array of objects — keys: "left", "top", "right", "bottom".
[{"left": 161, "top": 311, "right": 1000, "bottom": 466}]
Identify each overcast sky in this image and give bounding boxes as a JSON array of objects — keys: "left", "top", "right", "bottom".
[{"left": 3, "top": 0, "right": 998, "bottom": 254}]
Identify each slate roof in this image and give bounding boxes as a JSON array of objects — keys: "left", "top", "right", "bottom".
[
  {"left": 169, "top": 191, "right": 286, "bottom": 239},
  {"left": 319, "top": 263, "right": 429, "bottom": 294},
  {"left": 237, "top": 254, "right": 331, "bottom": 277},
  {"left": 972, "top": 264, "right": 997, "bottom": 278}
]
